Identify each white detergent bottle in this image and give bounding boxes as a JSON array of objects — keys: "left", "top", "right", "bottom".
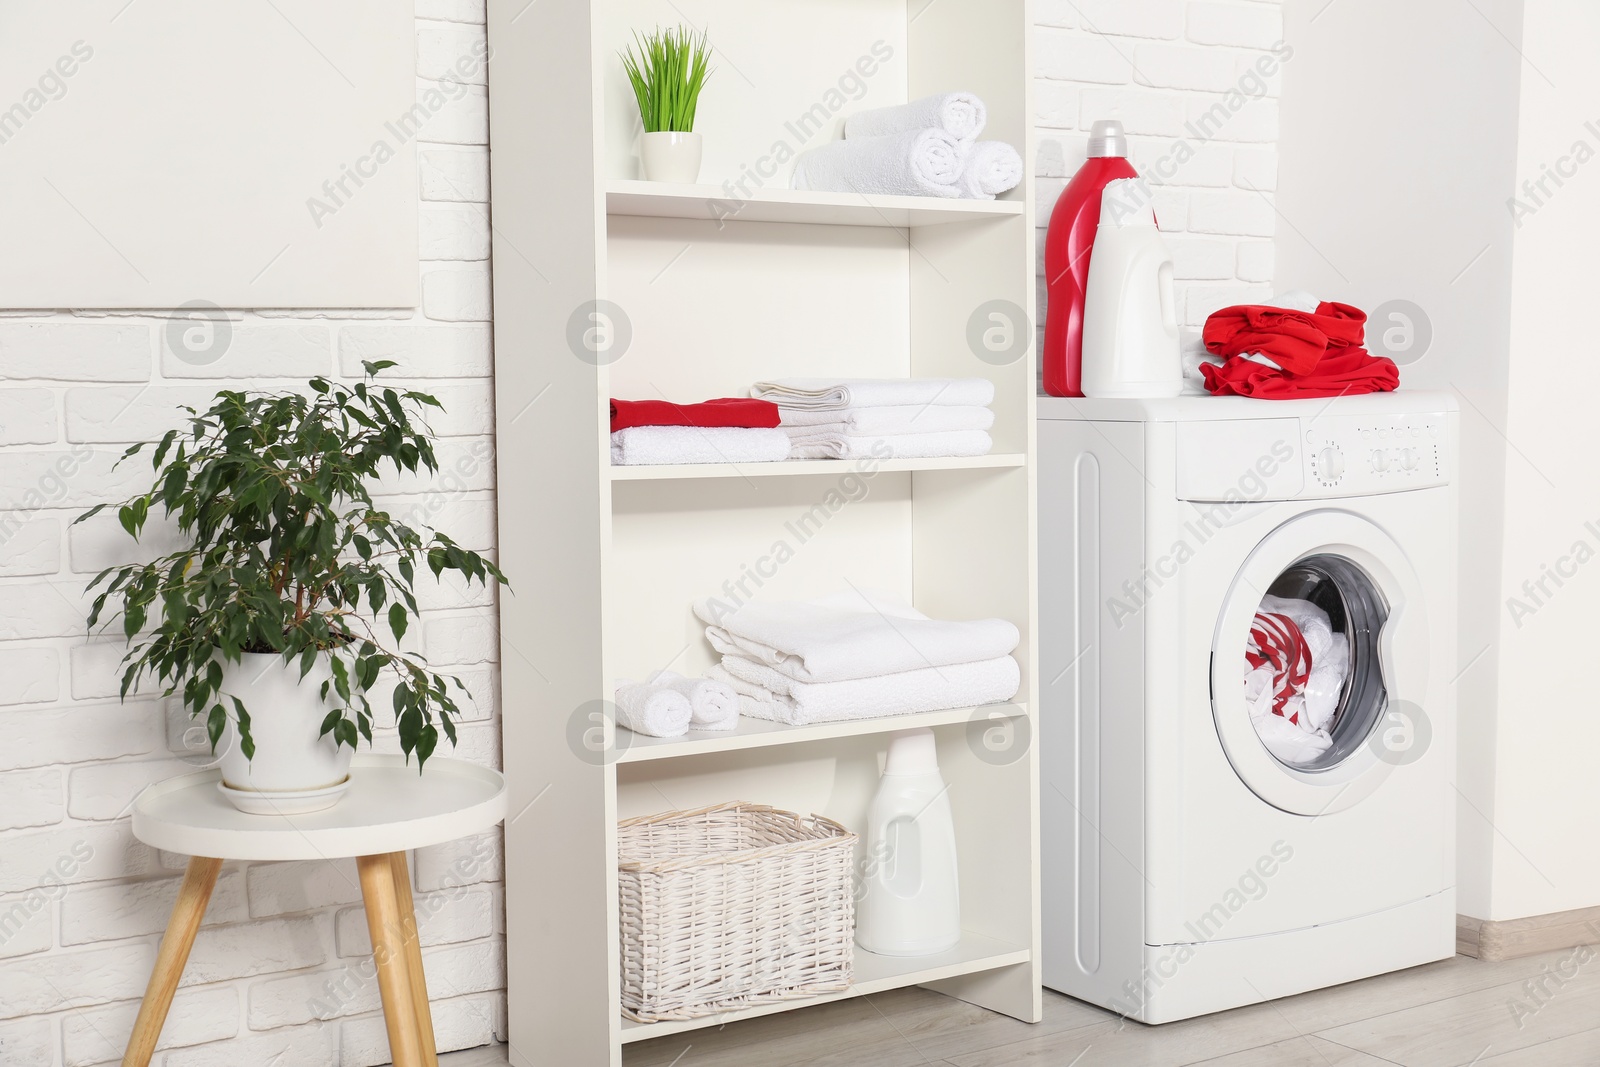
[
  {"left": 855, "top": 729, "right": 961, "bottom": 957},
  {"left": 1080, "top": 176, "right": 1183, "bottom": 398}
]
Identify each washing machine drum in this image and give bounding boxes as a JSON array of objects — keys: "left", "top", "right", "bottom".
[{"left": 1211, "top": 512, "right": 1430, "bottom": 815}]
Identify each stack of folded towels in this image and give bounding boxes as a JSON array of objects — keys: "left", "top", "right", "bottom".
[
  {"left": 792, "top": 92, "right": 1024, "bottom": 200},
  {"left": 613, "top": 670, "right": 740, "bottom": 737},
  {"left": 751, "top": 377, "right": 996, "bottom": 460},
  {"left": 693, "top": 588, "right": 1021, "bottom": 725},
  {"left": 610, "top": 397, "right": 790, "bottom": 466}
]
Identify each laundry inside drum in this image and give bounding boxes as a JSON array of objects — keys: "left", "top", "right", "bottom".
[{"left": 1242, "top": 554, "right": 1390, "bottom": 770}]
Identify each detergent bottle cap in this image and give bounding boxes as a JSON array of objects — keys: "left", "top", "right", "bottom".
[
  {"left": 883, "top": 729, "right": 941, "bottom": 776},
  {"left": 1087, "top": 119, "right": 1129, "bottom": 158}
]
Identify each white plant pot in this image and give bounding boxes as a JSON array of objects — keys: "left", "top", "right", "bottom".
[
  {"left": 214, "top": 651, "right": 355, "bottom": 813},
  {"left": 641, "top": 130, "right": 703, "bottom": 184}
]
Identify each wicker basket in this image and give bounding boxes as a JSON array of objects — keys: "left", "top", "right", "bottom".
[{"left": 617, "top": 802, "right": 858, "bottom": 1022}]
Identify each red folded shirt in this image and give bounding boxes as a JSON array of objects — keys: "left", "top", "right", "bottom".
[
  {"left": 610, "top": 397, "right": 781, "bottom": 433},
  {"left": 1201, "top": 346, "right": 1400, "bottom": 399},
  {"left": 1203, "top": 301, "right": 1367, "bottom": 376}
]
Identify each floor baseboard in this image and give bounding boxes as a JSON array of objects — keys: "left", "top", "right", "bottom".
[{"left": 1457, "top": 906, "right": 1600, "bottom": 961}]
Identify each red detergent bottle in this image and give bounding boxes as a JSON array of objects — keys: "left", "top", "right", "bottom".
[{"left": 1043, "top": 120, "right": 1139, "bottom": 397}]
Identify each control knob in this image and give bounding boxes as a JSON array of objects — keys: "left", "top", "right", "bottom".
[
  {"left": 1370, "top": 450, "right": 1389, "bottom": 472},
  {"left": 1316, "top": 446, "right": 1344, "bottom": 481}
]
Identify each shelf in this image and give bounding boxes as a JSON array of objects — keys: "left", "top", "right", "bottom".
[
  {"left": 615, "top": 703, "right": 1026, "bottom": 764},
  {"left": 619, "top": 932, "right": 1031, "bottom": 1043},
  {"left": 606, "top": 180, "right": 1026, "bottom": 229},
  {"left": 609, "top": 453, "right": 1027, "bottom": 482}
]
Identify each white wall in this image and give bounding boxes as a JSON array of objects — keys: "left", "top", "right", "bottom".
[
  {"left": 1484, "top": 0, "right": 1600, "bottom": 920},
  {"left": 1034, "top": 0, "right": 1287, "bottom": 344},
  {"left": 1278, "top": 0, "right": 1600, "bottom": 923},
  {"left": 0, "top": 3, "right": 506, "bottom": 1064}
]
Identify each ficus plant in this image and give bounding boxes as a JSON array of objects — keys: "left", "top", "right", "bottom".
[
  {"left": 77, "top": 362, "right": 508, "bottom": 771},
  {"left": 621, "top": 25, "right": 714, "bottom": 134}
]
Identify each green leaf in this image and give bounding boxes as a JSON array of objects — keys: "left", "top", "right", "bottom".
[
  {"left": 416, "top": 723, "right": 439, "bottom": 769},
  {"left": 207, "top": 704, "right": 226, "bottom": 752},
  {"left": 319, "top": 709, "right": 342, "bottom": 738},
  {"left": 388, "top": 602, "right": 407, "bottom": 641},
  {"left": 361, "top": 359, "right": 398, "bottom": 376}
]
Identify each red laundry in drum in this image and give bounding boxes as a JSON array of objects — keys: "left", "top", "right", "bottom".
[
  {"left": 1201, "top": 345, "right": 1400, "bottom": 399},
  {"left": 610, "top": 397, "right": 782, "bottom": 433},
  {"left": 1202, "top": 301, "right": 1367, "bottom": 376},
  {"left": 1247, "top": 611, "right": 1312, "bottom": 724}
]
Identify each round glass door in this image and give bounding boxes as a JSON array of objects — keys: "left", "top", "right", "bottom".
[
  {"left": 1211, "top": 511, "right": 1429, "bottom": 815},
  {"left": 1243, "top": 554, "right": 1389, "bottom": 771}
]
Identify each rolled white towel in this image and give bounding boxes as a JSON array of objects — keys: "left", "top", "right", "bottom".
[
  {"left": 792, "top": 128, "right": 964, "bottom": 199},
  {"left": 752, "top": 377, "right": 996, "bottom": 411},
  {"left": 957, "top": 141, "right": 1024, "bottom": 200},
  {"left": 844, "top": 92, "right": 987, "bottom": 144},
  {"left": 613, "top": 679, "right": 692, "bottom": 737},
  {"left": 610, "top": 426, "right": 791, "bottom": 466},
  {"left": 777, "top": 405, "right": 995, "bottom": 434},
  {"left": 647, "top": 670, "right": 739, "bottom": 731},
  {"left": 787, "top": 429, "right": 993, "bottom": 461}
]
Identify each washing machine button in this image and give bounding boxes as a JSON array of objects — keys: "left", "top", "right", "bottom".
[{"left": 1370, "top": 450, "right": 1390, "bottom": 472}]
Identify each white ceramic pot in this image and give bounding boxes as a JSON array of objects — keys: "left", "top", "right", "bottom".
[
  {"left": 214, "top": 651, "right": 355, "bottom": 813},
  {"left": 641, "top": 130, "right": 703, "bottom": 184}
]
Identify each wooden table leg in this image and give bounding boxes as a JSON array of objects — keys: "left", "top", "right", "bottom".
[
  {"left": 358, "top": 853, "right": 424, "bottom": 1067},
  {"left": 122, "top": 856, "right": 222, "bottom": 1067},
  {"left": 389, "top": 851, "right": 439, "bottom": 1065}
]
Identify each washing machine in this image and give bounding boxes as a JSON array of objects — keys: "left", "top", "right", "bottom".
[{"left": 1038, "top": 392, "right": 1458, "bottom": 1023}]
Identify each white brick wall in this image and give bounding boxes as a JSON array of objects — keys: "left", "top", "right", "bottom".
[
  {"left": 0, "top": 6, "right": 506, "bottom": 1063},
  {"left": 1033, "top": 0, "right": 1285, "bottom": 342}
]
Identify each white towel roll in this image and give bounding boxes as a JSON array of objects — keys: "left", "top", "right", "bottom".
[
  {"left": 613, "top": 680, "right": 692, "bottom": 737},
  {"left": 843, "top": 92, "right": 987, "bottom": 144},
  {"left": 958, "top": 141, "right": 1024, "bottom": 199},
  {"left": 647, "top": 670, "right": 740, "bottom": 731},
  {"left": 792, "top": 128, "right": 964, "bottom": 199}
]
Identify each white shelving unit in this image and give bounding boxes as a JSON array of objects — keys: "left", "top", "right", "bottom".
[{"left": 487, "top": 1, "right": 1038, "bottom": 1063}]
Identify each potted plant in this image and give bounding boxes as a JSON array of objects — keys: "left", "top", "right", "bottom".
[
  {"left": 622, "top": 25, "right": 714, "bottom": 184},
  {"left": 78, "top": 363, "right": 508, "bottom": 814}
]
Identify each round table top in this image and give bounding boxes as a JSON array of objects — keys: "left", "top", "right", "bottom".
[{"left": 131, "top": 755, "right": 507, "bottom": 861}]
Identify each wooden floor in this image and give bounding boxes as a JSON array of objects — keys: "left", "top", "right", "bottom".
[{"left": 437, "top": 947, "right": 1600, "bottom": 1067}]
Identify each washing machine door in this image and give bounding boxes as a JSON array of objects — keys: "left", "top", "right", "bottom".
[{"left": 1210, "top": 510, "right": 1428, "bottom": 815}]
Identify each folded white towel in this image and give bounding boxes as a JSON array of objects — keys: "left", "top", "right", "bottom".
[
  {"left": 958, "top": 141, "right": 1024, "bottom": 200},
  {"left": 777, "top": 405, "right": 995, "bottom": 434},
  {"left": 694, "top": 588, "right": 1020, "bottom": 684},
  {"left": 788, "top": 430, "right": 992, "bottom": 461},
  {"left": 610, "top": 426, "right": 791, "bottom": 466},
  {"left": 710, "top": 655, "right": 1021, "bottom": 725},
  {"left": 647, "top": 670, "right": 739, "bottom": 731},
  {"left": 792, "top": 128, "right": 964, "bottom": 199},
  {"left": 844, "top": 92, "right": 988, "bottom": 145},
  {"left": 613, "top": 680, "right": 692, "bottom": 737},
  {"left": 752, "top": 378, "right": 996, "bottom": 411}
]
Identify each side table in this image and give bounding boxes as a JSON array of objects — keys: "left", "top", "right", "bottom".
[{"left": 124, "top": 754, "right": 507, "bottom": 1067}]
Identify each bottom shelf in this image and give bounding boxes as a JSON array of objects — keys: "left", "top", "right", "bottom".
[{"left": 618, "top": 931, "right": 1031, "bottom": 1044}]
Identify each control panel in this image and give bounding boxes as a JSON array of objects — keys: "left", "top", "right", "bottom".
[
  {"left": 1302, "top": 410, "right": 1450, "bottom": 496},
  {"left": 1173, "top": 409, "right": 1451, "bottom": 502}
]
